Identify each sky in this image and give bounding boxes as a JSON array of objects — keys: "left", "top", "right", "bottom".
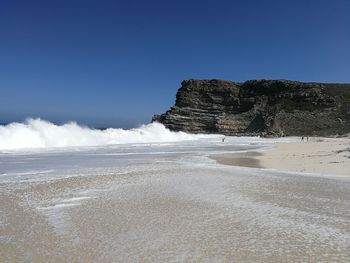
[{"left": 0, "top": 0, "right": 349, "bottom": 128}]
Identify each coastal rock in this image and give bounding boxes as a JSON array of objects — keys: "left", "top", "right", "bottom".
[{"left": 152, "top": 79, "right": 350, "bottom": 136}]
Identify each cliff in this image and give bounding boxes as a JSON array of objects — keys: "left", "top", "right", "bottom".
[{"left": 152, "top": 79, "right": 350, "bottom": 136}]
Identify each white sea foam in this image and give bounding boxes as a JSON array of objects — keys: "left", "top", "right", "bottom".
[{"left": 0, "top": 118, "right": 217, "bottom": 151}]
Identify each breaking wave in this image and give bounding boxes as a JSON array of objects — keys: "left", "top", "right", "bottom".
[{"left": 0, "top": 118, "right": 215, "bottom": 151}]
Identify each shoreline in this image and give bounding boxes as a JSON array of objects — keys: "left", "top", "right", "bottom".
[
  {"left": 2, "top": 137, "right": 350, "bottom": 261},
  {"left": 210, "top": 137, "right": 350, "bottom": 177},
  {"left": 210, "top": 151, "right": 262, "bottom": 168}
]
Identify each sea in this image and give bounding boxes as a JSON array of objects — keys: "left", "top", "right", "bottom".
[{"left": 1, "top": 119, "right": 349, "bottom": 262}]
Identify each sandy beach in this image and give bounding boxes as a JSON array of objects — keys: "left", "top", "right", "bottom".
[
  {"left": 260, "top": 137, "right": 350, "bottom": 177},
  {"left": 212, "top": 137, "right": 350, "bottom": 177},
  {"left": 259, "top": 138, "right": 350, "bottom": 176},
  {"left": 1, "top": 138, "right": 350, "bottom": 262}
]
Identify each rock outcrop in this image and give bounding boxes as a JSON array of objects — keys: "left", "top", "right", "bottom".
[{"left": 152, "top": 79, "right": 350, "bottom": 136}]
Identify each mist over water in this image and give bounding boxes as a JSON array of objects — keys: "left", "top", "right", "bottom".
[{"left": 0, "top": 118, "right": 216, "bottom": 151}]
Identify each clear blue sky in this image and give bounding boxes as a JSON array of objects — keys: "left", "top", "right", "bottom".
[{"left": 1, "top": 0, "right": 349, "bottom": 127}]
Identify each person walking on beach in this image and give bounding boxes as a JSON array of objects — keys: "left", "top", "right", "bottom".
[
  {"left": 301, "top": 136, "right": 304, "bottom": 142},
  {"left": 222, "top": 136, "right": 225, "bottom": 143}
]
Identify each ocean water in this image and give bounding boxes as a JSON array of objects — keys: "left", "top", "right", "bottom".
[{"left": 1, "top": 120, "right": 350, "bottom": 262}]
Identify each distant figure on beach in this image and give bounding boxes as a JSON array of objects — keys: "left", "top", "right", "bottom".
[
  {"left": 301, "top": 136, "right": 304, "bottom": 142},
  {"left": 222, "top": 136, "right": 225, "bottom": 143}
]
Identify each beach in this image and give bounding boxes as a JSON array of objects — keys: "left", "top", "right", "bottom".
[
  {"left": 212, "top": 137, "right": 350, "bottom": 177},
  {"left": 2, "top": 0, "right": 349, "bottom": 261},
  {"left": 1, "top": 137, "right": 350, "bottom": 262},
  {"left": 260, "top": 137, "right": 350, "bottom": 177}
]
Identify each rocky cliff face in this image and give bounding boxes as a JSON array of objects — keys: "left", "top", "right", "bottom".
[{"left": 153, "top": 79, "right": 350, "bottom": 136}]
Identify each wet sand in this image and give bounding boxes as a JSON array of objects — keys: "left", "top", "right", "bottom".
[
  {"left": 210, "top": 151, "right": 262, "bottom": 168},
  {"left": 2, "top": 165, "right": 350, "bottom": 262},
  {"left": 1, "top": 141, "right": 350, "bottom": 262}
]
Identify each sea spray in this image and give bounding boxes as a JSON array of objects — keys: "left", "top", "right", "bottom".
[{"left": 0, "top": 118, "right": 217, "bottom": 150}]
